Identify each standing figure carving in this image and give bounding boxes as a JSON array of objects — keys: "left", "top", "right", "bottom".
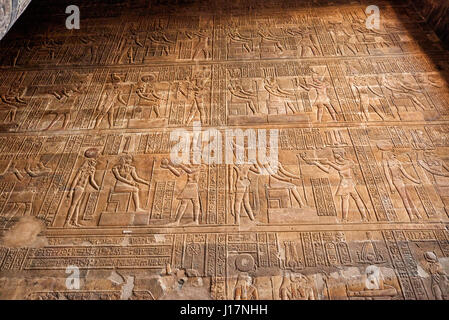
[
  {"left": 303, "top": 149, "right": 369, "bottom": 222},
  {"left": 66, "top": 159, "right": 99, "bottom": 227},
  {"left": 383, "top": 152, "right": 422, "bottom": 221},
  {"left": 161, "top": 158, "right": 202, "bottom": 225}
]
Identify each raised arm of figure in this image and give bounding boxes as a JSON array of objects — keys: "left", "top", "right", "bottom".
[
  {"left": 399, "top": 165, "right": 420, "bottom": 184},
  {"left": 131, "top": 167, "right": 149, "bottom": 185}
]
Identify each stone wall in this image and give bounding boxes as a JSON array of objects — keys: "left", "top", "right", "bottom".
[
  {"left": 0, "top": 0, "right": 32, "bottom": 40},
  {"left": 411, "top": 0, "right": 449, "bottom": 46}
]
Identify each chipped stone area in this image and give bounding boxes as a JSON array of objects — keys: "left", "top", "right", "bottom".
[
  {"left": 1, "top": 216, "right": 46, "bottom": 248},
  {"left": 0, "top": 0, "right": 449, "bottom": 300}
]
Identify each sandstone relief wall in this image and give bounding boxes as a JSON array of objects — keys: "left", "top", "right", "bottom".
[
  {"left": 411, "top": 0, "right": 449, "bottom": 46},
  {"left": 0, "top": 0, "right": 32, "bottom": 40},
  {"left": 0, "top": 0, "right": 449, "bottom": 300}
]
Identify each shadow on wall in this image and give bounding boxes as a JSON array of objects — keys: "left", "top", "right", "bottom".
[
  {"left": 390, "top": 0, "right": 449, "bottom": 87},
  {"left": 411, "top": 0, "right": 449, "bottom": 46},
  {"left": 0, "top": 0, "right": 32, "bottom": 41}
]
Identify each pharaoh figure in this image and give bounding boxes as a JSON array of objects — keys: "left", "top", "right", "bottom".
[
  {"left": 383, "top": 152, "right": 422, "bottom": 221},
  {"left": 136, "top": 75, "right": 163, "bottom": 119},
  {"left": 258, "top": 26, "right": 285, "bottom": 53},
  {"left": 264, "top": 77, "right": 298, "bottom": 114},
  {"left": 112, "top": 155, "right": 150, "bottom": 213},
  {"left": 0, "top": 86, "right": 27, "bottom": 123},
  {"left": 186, "top": 29, "right": 210, "bottom": 60},
  {"left": 161, "top": 158, "right": 202, "bottom": 225},
  {"left": 93, "top": 80, "right": 127, "bottom": 129},
  {"left": 228, "top": 81, "right": 259, "bottom": 115},
  {"left": 417, "top": 152, "right": 449, "bottom": 212},
  {"left": 234, "top": 273, "right": 259, "bottom": 300},
  {"left": 279, "top": 272, "right": 315, "bottom": 300},
  {"left": 228, "top": 27, "right": 253, "bottom": 53},
  {"left": 182, "top": 77, "right": 207, "bottom": 124},
  {"left": 229, "top": 140, "right": 261, "bottom": 225},
  {"left": 303, "top": 149, "right": 369, "bottom": 222},
  {"left": 299, "top": 73, "right": 337, "bottom": 122},
  {"left": 45, "top": 85, "right": 84, "bottom": 131},
  {"left": 65, "top": 159, "right": 99, "bottom": 227},
  {"left": 424, "top": 252, "right": 448, "bottom": 300},
  {"left": 230, "top": 163, "right": 261, "bottom": 224},
  {"left": 349, "top": 76, "right": 386, "bottom": 121},
  {"left": 285, "top": 27, "right": 320, "bottom": 57},
  {"left": 380, "top": 74, "right": 427, "bottom": 111},
  {"left": 116, "top": 25, "right": 144, "bottom": 64},
  {"left": 147, "top": 28, "right": 175, "bottom": 56},
  {"left": 329, "top": 22, "right": 358, "bottom": 56},
  {"left": 259, "top": 158, "right": 306, "bottom": 209}
]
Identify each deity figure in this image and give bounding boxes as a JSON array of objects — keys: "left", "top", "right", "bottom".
[
  {"left": 112, "top": 155, "right": 150, "bottom": 213},
  {"left": 136, "top": 75, "right": 163, "bottom": 118},
  {"left": 65, "top": 159, "right": 99, "bottom": 227},
  {"left": 424, "top": 252, "right": 448, "bottom": 300},
  {"left": 280, "top": 272, "right": 315, "bottom": 300},
  {"left": 234, "top": 273, "right": 259, "bottom": 300}
]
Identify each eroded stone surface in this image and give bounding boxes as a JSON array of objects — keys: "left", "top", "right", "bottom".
[
  {"left": 0, "top": 0, "right": 32, "bottom": 40},
  {"left": 0, "top": 0, "right": 449, "bottom": 300},
  {"left": 1, "top": 216, "right": 46, "bottom": 248}
]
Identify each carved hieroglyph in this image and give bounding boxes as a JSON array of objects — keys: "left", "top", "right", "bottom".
[{"left": 0, "top": 0, "right": 449, "bottom": 300}]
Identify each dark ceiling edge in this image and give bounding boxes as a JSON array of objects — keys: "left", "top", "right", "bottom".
[
  {"left": 408, "top": 0, "right": 449, "bottom": 47},
  {"left": 0, "top": 0, "right": 32, "bottom": 40}
]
